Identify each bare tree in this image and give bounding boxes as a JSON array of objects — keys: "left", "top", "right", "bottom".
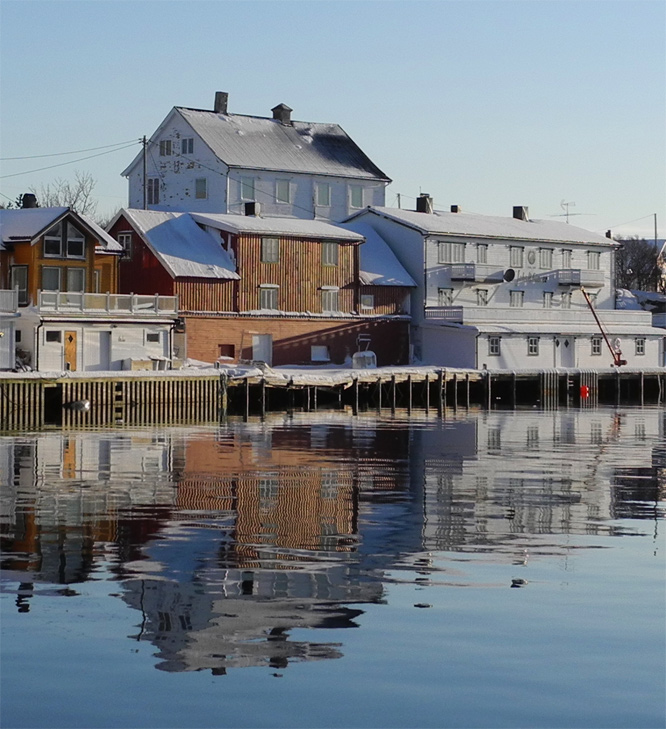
[
  {"left": 615, "top": 236, "right": 661, "bottom": 292},
  {"left": 30, "top": 170, "right": 98, "bottom": 218}
]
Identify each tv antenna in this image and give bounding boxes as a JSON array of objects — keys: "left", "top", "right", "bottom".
[{"left": 549, "top": 200, "right": 594, "bottom": 224}]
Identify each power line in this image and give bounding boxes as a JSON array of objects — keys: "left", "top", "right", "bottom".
[
  {"left": 0, "top": 141, "right": 141, "bottom": 180},
  {"left": 0, "top": 140, "right": 139, "bottom": 161}
]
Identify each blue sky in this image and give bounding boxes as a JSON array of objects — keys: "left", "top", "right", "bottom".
[{"left": 1, "top": 0, "right": 664, "bottom": 238}]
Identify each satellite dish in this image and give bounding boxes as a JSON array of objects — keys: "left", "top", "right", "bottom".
[{"left": 503, "top": 268, "right": 516, "bottom": 282}]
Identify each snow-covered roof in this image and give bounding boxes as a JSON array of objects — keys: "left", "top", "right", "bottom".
[
  {"left": 123, "top": 106, "right": 391, "bottom": 182},
  {"left": 0, "top": 207, "right": 121, "bottom": 251},
  {"left": 340, "top": 221, "right": 416, "bottom": 287},
  {"left": 348, "top": 207, "right": 617, "bottom": 247},
  {"left": 191, "top": 212, "right": 364, "bottom": 241},
  {"left": 119, "top": 209, "right": 239, "bottom": 280}
]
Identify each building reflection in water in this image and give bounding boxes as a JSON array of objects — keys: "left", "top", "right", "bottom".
[{"left": 1, "top": 408, "right": 664, "bottom": 674}]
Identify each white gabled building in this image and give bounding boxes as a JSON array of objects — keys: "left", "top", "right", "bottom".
[
  {"left": 122, "top": 92, "right": 390, "bottom": 222},
  {"left": 346, "top": 200, "right": 666, "bottom": 369}
]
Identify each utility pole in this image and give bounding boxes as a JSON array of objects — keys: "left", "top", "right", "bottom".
[{"left": 142, "top": 136, "right": 147, "bottom": 210}]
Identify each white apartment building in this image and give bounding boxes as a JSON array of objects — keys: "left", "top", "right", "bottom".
[
  {"left": 122, "top": 92, "right": 390, "bottom": 222},
  {"left": 346, "top": 200, "right": 665, "bottom": 369}
]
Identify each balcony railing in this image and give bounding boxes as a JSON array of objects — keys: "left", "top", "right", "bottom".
[
  {"left": 554, "top": 269, "right": 605, "bottom": 288},
  {"left": 424, "top": 306, "right": 464, "bottom": 323},
  {"left": 38, "top": 291, "right": 178, "bottom": 314},
  {"left": 447, "top": 263, "right": 505, "bottom": 283},
  {"left": 424, "top": 306, "right": 654, "bottom": 327},
  {"left": 0, "top": 288, "right": 19, "bottom": 313}
]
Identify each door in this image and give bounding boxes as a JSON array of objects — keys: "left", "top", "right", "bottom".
[
  {"left": 252, "top": 334, "right": 273, "bottom": 365},
  {"left": 64, "top": 330, "right": 77, "bottom": 371},
  {"left": 554, "top": 336, "right": 575, "bottom": 368}
]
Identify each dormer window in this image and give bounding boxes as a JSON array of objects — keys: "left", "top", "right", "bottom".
[{"left": 43, "top": 222, "right": 85, "bottom": 259}]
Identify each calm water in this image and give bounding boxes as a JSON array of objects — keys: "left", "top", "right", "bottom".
[{"left": 1, "top": 406, "right": 664, "bottom": 729}]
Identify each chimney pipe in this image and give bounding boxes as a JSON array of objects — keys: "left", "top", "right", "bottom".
[
  {"left": 513, "top": 206, "right": 528, "bottom": 221},
  {"left": 605, "top": 230, "right": 612, "bottom": 239},
  {"left": 214, "top": 92, "right": 229, "bottom": 114},
  {"left": 245, "top": 202, "right": 261, "bottom": 217},
  {"left": 271, "top": 103, "right": 293, "bottom": 125},
  {"left": 450, "top": 205, "right": 460, "bottom": 213},
  {"left": 416, "top": 194, "right": 433, "bottom": 214},
  {"left": 21, "top": 193, "right": 38, "bottom": 209}
]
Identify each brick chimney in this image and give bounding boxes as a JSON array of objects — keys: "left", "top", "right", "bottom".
[
  {"left": 214, "top": 92, "right": 228, "bottom": 114},
  {"left": 21, "top": 193, "right": 38, "bottom": 208},
  {"left": 272, "top": 103, "right": 293, "bottom": 125}
]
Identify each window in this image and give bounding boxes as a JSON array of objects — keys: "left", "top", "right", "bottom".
[
  {"left": 349, "top": 185, "right": 364, "bottom": 209},
  {"left": 635, "top": 338, "right": 646, "bottom": 356},
  {"left": 67, "top": 268, "right": 85, "bottom": 292},
  {"left": 360, "top": 294, "right": 374, "bottom": 309},
  {"left": 539, "top": 248, "right": 553, "bottom": 269},
  {"left": 181, "top": 138, "right": 194, "bottom": 155},
  {"left": 562, "top": 249, "right": 572, "bottom": 268},
  {"left": 476, "top": 289, "right": 488, "bottom": 306},
  {"left": 510, "top": 246, "right": 524, "bottom": 268},
  {"left": 195, "top": 178, "right": 207, "bottom": 199},
  {"left": 276, "top": 179, "right": 291, "bottom": 204},
  {"left": 527, "top": 337, "right": 539, "bottom": 356},
  {"left": 316, "top": 182, "right": 331, "bottom": 207},
  {"left": 438, "top": 288, "right": 453, "bottom": 306},
  {"left": 15, "top": 330, "right": 21, "bottom": 343},
  {"left": 591, "top": 337, "right": 602, "bottom": 356},
  {"left": 159, "top": 139, "right": 172, "bottom": 156},
  {"left": 322, "top": 241, "right": 339, "bottom": 266},
  {"left": 543, "top": 291, "right": 553, "bottom": 309},
  {"left": 10, "top": 265, "right": 28, "bottom": 306},
  {"left": 477, "top": 244, "right": 488, "bottom": 264},
  {"left": 438, "top": 241, "right": 465, "bottom": 263},
  {"left": 146, "top": 332, "right": 161, "bottom": 343},
  {"left": 509, "top": 290, "right": 524, "bottom": 307},
  {"left": 240, "top": 177, "right": 255, "bottom": 201},
  {"left": 65, "top": 225, "right": 85, "bottom": 258},
  {"left": 93, "top": 269, "right": 101, "bottom": 293},
  {"left": 261, "top": 237, "right": 279, "bottom": 263},
  {"left": 147, "top": 178, "right": 160, "bottom": 205},
  {"left": 587, "top": 251, "right": 600, "bottom": 270},
  {"left": 259, "top": 285, "right": 278, "bottom": 310},
  {"left": 117, "top": 232, "right": 132, "bottom": 259},
  {"left": 42, "top": 267, "right": 61, "bottom": 291},
  {"left": 561, "top": 292, "right": 572, "bottom": 309},
  {"left": 488, "top": 336, "right": 501, "bottom": 356},
  {"left": 218, "top": 344, "right": 235, "bottom": 359},
  {"left": 44, "top": 223, "right": 63, "bottom": 257},
  {"left": 322, "top": 288, "right": 339, "bottom": 313},
  {"left": 45, "top": 331, "right": 61, "bottom": 343},
  {"left": 311, "top": 345, "right": 330, "bottom": 362}
]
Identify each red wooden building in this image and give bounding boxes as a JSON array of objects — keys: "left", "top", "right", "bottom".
[{"left": 107, "top": 209, "right": 414, "bottom": 366}]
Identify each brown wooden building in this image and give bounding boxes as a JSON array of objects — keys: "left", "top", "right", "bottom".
[{"left": 108, "top": 209, "right": 414, "bottom": 366}]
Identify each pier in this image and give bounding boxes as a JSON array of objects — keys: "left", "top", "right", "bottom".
[{"left": 0, "top": 365, "right": 664, "bottom": 431}]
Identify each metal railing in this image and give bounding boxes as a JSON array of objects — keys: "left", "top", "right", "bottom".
[
  {"left": 38, "top": 291, "right": 178, "bottom": 314},
  {"left": 554, "top": 269, "right": 605, "bottom": 288}
]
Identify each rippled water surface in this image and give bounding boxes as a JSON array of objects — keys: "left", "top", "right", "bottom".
[{"left": 1, "top": 406, "right": 664, "bottom": 729}]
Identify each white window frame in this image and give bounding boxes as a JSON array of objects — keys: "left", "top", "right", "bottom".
[
  {"left": 146, "top": 331, "right": 161, "bottom": 344},
  {"left": 311, "top": 345, "right": 330, "bottom": 362},
  {"left": 438, "top": 287, "right": 454, "bottom": 306},
  {"left": 562, "top": 249, "right": 572, "bottom": 268},
  {"left": 42, "top": 266, "right": 62, "bottom": 291},
  {"left": 591, "top": 337, "right": 602, "bottom": 356},
  {"left": 261, "top": 237, "right": 279, "bottom": 263},
  {"left": 488, "top": 336, "right": 501, "bottom": 356},
  {"left": 635, "top": 338, "right": 646, "bottom": 356},
  {"left": 539, "top": 248, "right": 553, "bottom": 269},
  {"left": 510, "top": 246, "right": 524, "bottom": 268},
  {"left": 259, "top": 285, "right": 279, "bottom": 310},
  {"left": 509, "top": 290, "right": 524, "bottom": 308},
  {"left": 349, "top": 185, "right": 364, "bottom": 209},
  {"left": 159, "top": 139, "right": 172, "bottom": 156},
  {"left": 66, "top": 268, "right": 85, "bottom": 292},
  {"left": 11, "top": 265, "right": 28, "bottom": 306},
  {"left": 322, "top": 241, "right": 339, "bottom": 266},
  {"left": 44, "top": 223, "right": 63, "bottom": 257},
  {"left": 276, "top": 179, "right": 291, "bottom": 204},
  {"left": 240, "top": 177, "right": 255, "bottom": 201},
  {"left": 587, "top": 250, "right": 601, "bottom": 270},
  {"left": 476, "top": 244, "right": 488, "bottom": 264},
  {"left": 117, "top": 232, "right": 132, "bottom": 259},
  {"left": 147, "top": 178, "right": 160, "bottom": 205},
  {"left": 438, "top": 241, "right": 465, "bottom": 264},
  {"left": 195, "top": 178, "right": 207, "bottom": 199},
  {"left": 360, "top": 294, "right": 374, "bottom": 310},
  {"left": 527, "top": 337, "right": 539, "bottom": 356},
  {"left": 316, "top": 182, "right": 331, "bottom": 207},
  {"left": 181, "top": 138, "right": 194, "bottom": 155},
  {"left": 476, "top": 288, "right": 488, "bottom": 307},
  {"left": 322, "top": 287, "right": 339, "bottom": 313}
]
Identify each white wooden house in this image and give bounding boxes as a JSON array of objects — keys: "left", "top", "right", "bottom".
[
  {"left": 346, "top": 200, "right": 666, "bottom": 369},
  {"left": 122, "top": 92, "right": 390, "bottom": 222}
]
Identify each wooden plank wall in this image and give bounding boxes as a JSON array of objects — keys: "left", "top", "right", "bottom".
[{"left": 0, "top": 380, "right": 44, "bottom": 430}]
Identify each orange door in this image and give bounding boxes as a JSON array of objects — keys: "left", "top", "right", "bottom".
[{"left": 64, "top": 331, "right": 77, "bottom": 371}]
